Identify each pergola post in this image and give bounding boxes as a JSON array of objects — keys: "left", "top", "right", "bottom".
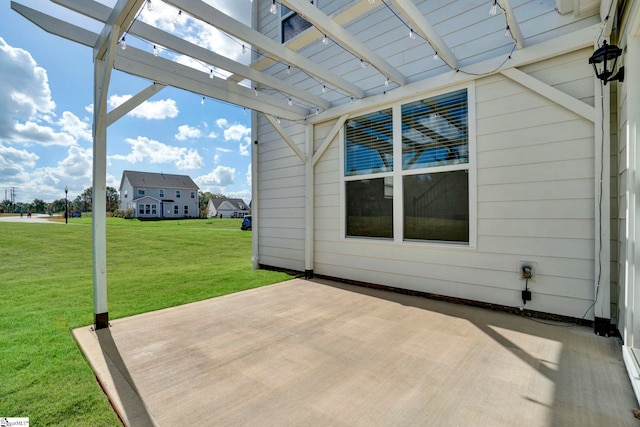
[
  {"left": 93, "top": 57, "right": 110, "bottom": 330},
  {"left": 304, "top": 124, "right": 314, "bottom": 279}
]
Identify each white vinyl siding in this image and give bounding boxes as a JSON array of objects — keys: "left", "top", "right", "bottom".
[
  {"left": 257, "top": 115, "right": 306, "bottom": 271},
  {"left": 310, "top": 56, "right": 595, "bottom": 319}
]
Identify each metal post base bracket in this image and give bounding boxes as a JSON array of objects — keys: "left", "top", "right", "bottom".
[{"left": 95, "top": 312, "right": 109, "bottom": 330}]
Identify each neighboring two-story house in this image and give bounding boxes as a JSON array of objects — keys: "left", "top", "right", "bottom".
[{"left": 119, "top": 171, "right": 199, "bottom": 219}]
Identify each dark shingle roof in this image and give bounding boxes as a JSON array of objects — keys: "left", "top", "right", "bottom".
[
  {"left": 121, "top": 170, "right": 199, "bottom": 190},
  {"left": 209, "top": 198, "right": 249, "bottom": 210}
]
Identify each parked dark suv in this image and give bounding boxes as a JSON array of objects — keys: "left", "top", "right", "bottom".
[{"left": 241, "top": 215, "right": 252, "bottom": 231}]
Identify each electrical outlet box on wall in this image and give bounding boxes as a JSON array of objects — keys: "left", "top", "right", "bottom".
[{"left": 519, "top": 261, "right": 537, "bottom": 281}]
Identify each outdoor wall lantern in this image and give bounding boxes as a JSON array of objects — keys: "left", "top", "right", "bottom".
[{"left": 589, "top": 41, "right": 625, "bottom": 85}]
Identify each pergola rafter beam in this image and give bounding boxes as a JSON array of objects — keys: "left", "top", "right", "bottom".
[
  {"left": 281, "top": 0, "right": 407, "bottom": 86},
  {"left": 499, "top": 0, "right": 525, "bottom": 49},
  {"left": 10, "top": 3, "right": 307, "bottom": 120},
  {"left": 93, "top": 0, "right": 144, "bottom": 60},
  {"left": 11, "top": 2, "right": 97, "bottom": 47},
  {"left": 52, "top": 0, "right": 330, "bottom": 110},
  {"left": 115, "top": 46, "right": 308, "bottom": 120},
  {"left": 311, "top": 23, "right": 597, "bottom": 123},
  {"left": 390, "top": 0, "right": 458, "bottom": 69},
  {"left": 164, "top": 0, "right": 365, "bottom": 99},
  {"left": 229, "top": 1, "right": 373, "bottom": 83}
]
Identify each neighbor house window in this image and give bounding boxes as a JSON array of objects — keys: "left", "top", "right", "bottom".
[
  {"left": 138, "top": 204, "right": 144, "bottom": 215},
  {"left": 184, "top": 205, "right": 189, "bottom": 215},
  {"left": 159, "top": 189, "right": 165, "bottom": 198},
  {"left": 151, "top": 204, "right": 157, "bottom": 215},
  {"left": 176, "top": 190, "right": 181, "bottom": 198},
  {"left": 344, "top": 88, "right": 470, "bottom": 244},
  {"left": 190, "top": 191, "right": 196, "bottom": 199},
  {"left": 137, "top": 188, "right": 145, "bottom": 196},
  {"left": 174, "top": 205, "right": 179, "bottom": 215},
  {"left": 281, "top": 1, "right": 314, "bottom": 43}
]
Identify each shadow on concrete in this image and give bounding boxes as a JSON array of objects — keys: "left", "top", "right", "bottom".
[{"left": 94, "top": 328, "right": 157, "bottom": 426}]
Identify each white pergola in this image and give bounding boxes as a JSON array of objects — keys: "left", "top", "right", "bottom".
[{"left": 11, "top": 0, "right": 613, "bottom": 329}]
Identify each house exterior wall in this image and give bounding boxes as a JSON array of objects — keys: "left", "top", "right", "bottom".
[
  {"left": 617, "top": 0, "right": 640, "bottom": 347},
  {"left": 256, "top": 115, "right": 307, "bottom": 271},
  {"left": 258, "top": 55, "right": 599, "bottom": 320},
  {"left": 119, "top": 176, "right": 135, "bottom": 211},
  {"left": 254, "top": 0, "right": 603, "bottom": 319}
]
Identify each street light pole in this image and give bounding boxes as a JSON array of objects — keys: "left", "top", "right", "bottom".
[{"left": 65, "top": 186, "right": 68, "bottom": 224}]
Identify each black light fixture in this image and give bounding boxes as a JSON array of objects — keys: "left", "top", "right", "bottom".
[{"left": 589, "top": 41, "right": 625, "bottom": 85}]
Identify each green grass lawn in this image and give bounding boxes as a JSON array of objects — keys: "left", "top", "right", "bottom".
[{"left": 0, "top": 217, "right": 295, "bottom": 426}]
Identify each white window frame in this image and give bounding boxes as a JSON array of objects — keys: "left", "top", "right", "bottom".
[
  {"left": 339, "top": 82, "right": 477, "bottom": 248},
  {"left": 137, "top": 188, "right": 145, "bottom": 196},
  {"left": 159, "top": 189, "right": 165, "bottom": 198}
]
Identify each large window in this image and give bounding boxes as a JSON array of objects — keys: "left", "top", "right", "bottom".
[{"left": 344, "top": 88, "right": 470, "bottom": 244}]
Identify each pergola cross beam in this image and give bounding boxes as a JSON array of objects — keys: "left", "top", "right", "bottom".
[
  {"left": 281, "top": 0, "right": 407, "bottom": 86},
  {"left": 390, "top": 0, "right": 458, "bottom": 69},
  {"left": 164, "top": 0, "right": 365, "bottom": 99},
  {"left": 52, "top": 0, "right": 330, "bottom": 110}
]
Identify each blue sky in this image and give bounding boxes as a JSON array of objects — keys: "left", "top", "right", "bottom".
[{"left": 1, "top": 0, "right": 253, "bottom": 204}]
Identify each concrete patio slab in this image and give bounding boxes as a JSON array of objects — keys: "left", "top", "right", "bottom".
[{"left": 73, "top": 278, "right": 639, "bottom": 426}]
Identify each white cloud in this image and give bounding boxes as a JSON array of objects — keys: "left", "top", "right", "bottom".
[
  {"left": 207, "top": 131, "right": 218, "bottom": 139},
  {"left": 3, "top": 145, "right": 93, "bottom": 202},
  {"left": 107, "top": 94, "right": 179, "bottom": 120},
  {"left": 0, "top": 37, "right": 80, "bottom": 149},
  {"left": 195, "top": 165, "right": 235, "bottom": 187},
  {"left": 0, "top": 143, "right": 38, "bottom": 184},
  {"left": 58, "top": 111, "right": 92, "bottom": 142},
  {"left": 12, "top": 121, "right": 77, "bottom": 147},
  {"left": 176, "top": 149, "right": 205, "bottom": 169},
  {"left": 56, "top": 145, "right": 93, "bottom": 179},
  {"left": 216, "top": 118, "right": 228, "bottom": 129},
  {"left": 111, "top": 136, "right": 203, "bottom": 170},
  {"left": 175, "top": 124, "right": 202, "bottom": 141},
  {"left": 239, "top": 137, "right": 250, "bottom": 156},
  {"left": 223, "top": 123, "right": 250, "bottom": 141},
  {"left": 216, "top": 147, "right": 232, "bottom": 153},
  {"left": 0, "top": 38, "right": 55, "bottom": 138},
  {"left": 246, "top": 162, "right": 252, "bottom": 186},
  {"left": 0, "top": 143, "right": 39, "bottom": 168},
  {"left": 213, "top": 153, "right": 221, "bottom": 164}
]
